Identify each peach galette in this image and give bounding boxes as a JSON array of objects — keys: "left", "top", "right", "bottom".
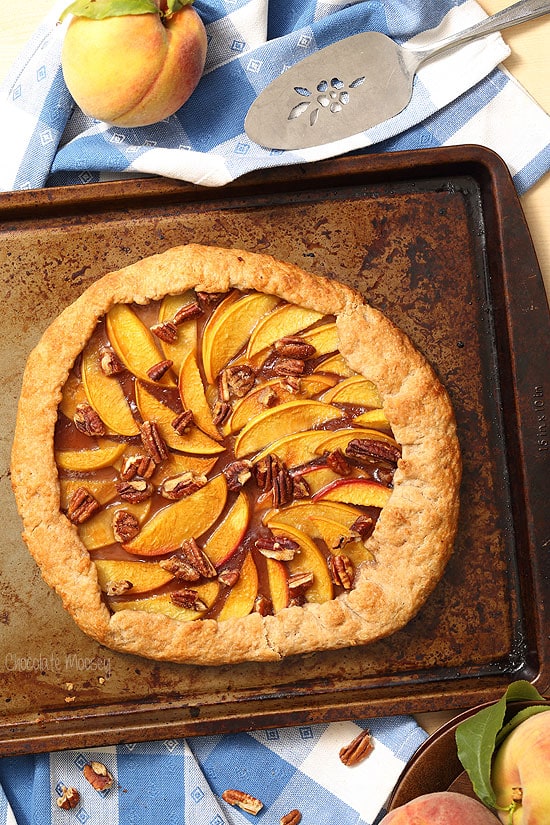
[{"left": 11, "top": 245, "right": 461, "bottom": 665}]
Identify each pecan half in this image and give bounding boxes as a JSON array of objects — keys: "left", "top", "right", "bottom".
[
  {"left": 147, "top": 359, "right": 173, "bottom": 382},
  {"left": 180, "top": 537, "right": 217, "bottom": 578},
  {"left": 160, "top": 472, "right": 207, "bottom": 500},
  {"left": 140, "top": 420, "right": 169, "bottom": 463},
  {"left": 346, "top": 438, "right": 401, "bottom": 466},
  {"left": 328, "top": 554, "right": 355, "bottom": 590},
  {"left": 67, "top": 487, "right": 100, "bottom": 524},
  {"left": 254, "top": 454, "right": 284, "bottom": 492},
  {"left": 351, "top": 514, "right": 376, "bottom": 541},
  {"left": 274, "top": 336, "right": 316, "bottom": 360},
  {"left": 272, "top": 466, "right": 293, "bottom": 507},
  {"left": 281, "top": 810, "right": 302, "bottom": 825},
  {"left": 212, "top": 399, "right": 232, "bottom": 426},
  {"left": 120, "top": 453, "right": 156, "bottom": 480},
  {"left": 56, "top": 786, "right": 80, "bottom": 810},
  {"left": 257, "top": 386, "right": 279, "bottom": 407},
  {"left": 112, "top": 509, "right": 140, "bottom": 543},
  {"left": 325, "top": 448, "right": 352, "bottom": 476},
  {"left": 116, "top": 479, "right": 153, "bottom": 503},
  {"left": 172, "top": 301, "right": 203, "bottom": 324},
  {"left": 217, "top": 567, "right": 240, "bottom": 587},
  {"left": 171, "top": 409, "right": 194, "bottom": 434},
  {"left": 196, "top": 291, "right": 224, "bottom": 309},
  {"left": 104, "top": 579, "right": 133, "bottom": 596},
  {"left": 73, "top": 403, "right": 106, "bottom": 437},
  {"left": 339, "top": 728, "right": 374, "bottom": 766},
  {"left": 99, "top": 346, "right": 125, "bottom": 376},
  {"left": 292, "top": 475, "right": 311, "bottom": 499},
  {"left": 281, "top": 376, "right": 301, "bottom": 393},
  {"left": 220, "top": 364, "right": 256, "bottom": 399},
  {"left": 170, "top": 589, "right": 207, "bottom": 611},
  {"left": 253, "top": 594, "right": 273, "bottom": 616},
  {"left": 222, "top": 789, "right": 263, "bottom": 815},
  {"left": 150, "top": 320, "right": 178, "bottom": 343},
  {"left": 83, "top": 761, "right": 114, "bottom": 791},
  {"left": 288, "top": 571, "right": 314, "bottom": 595},
  {"left": 159, "top": 553, "right": 201, "bottom": 582},
  {"left": 272, "top": 357, "right": 305, "bottom": 377},
  {"left": 255, "top": 534, "right": 298, "bottom": 560},
  {"left": 223, "top": 460, "right": 253, "bottom": 491}
]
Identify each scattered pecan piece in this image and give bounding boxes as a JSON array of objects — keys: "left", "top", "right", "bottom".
[
  {"left": 116, "top": 479, "right": 153, "bottom": 503},
  {"left": 112, "top": 509, "right": 140, "bottom": 543},
  {"left": 253, "top": 594, "right": 273, "bottom": 616},
  {"left": 272, "top": 466, "right": 293, "bottom": 507},
  {"left": 281, "top": 376, "right": 301, "bottom": 393},
  {"left": 140, "top": 420, "right": 169, "bottom": 463},
  {"left": 150, "top": 320, "right": 178, "bottom": 343},
  {"left": 257, "top": 386, "right": 279, "bottom": 407},
  {"left": 223, "top": 460, "right": 253, "bottom": 491},
  {"left": 328, "top": 554, "right": 355, "bottom": 590},
  {"left": 180, "top": 537, "right": 217, "bottom": 578},
  {"left": 274, "top": 336, "right": 316, "bottom": 360},
  {"left": 73, "top": 403, "right": 106, "bottom": 437},
  {"left": 170, "top": 589, "right": 207, "bottom": 611},
  {"left": 281, "top": 810, "right": 302, "bottom": 825},
  {"left": 374, "top": 465, "right": 396, "bottom": 487},
  {"left": 254, "top": 454, "right": 284, "bottom": 492},
  {"left": 220, "top": 364, "right": 256, "bottom": 399},
  {"left": 326, "top": 448, "right": 352, "bottom": 476},
  {"left": 67, "top": 487, "right": 100, "bottom": 524},
  {"left": 172, "top": 301, "right": 203, "bottom": 324},
  {"left": 147, "top": 359, "right": 173, "bottom": 382},
  {"left": 120, "top": 453, "right": 156, "bottom": 480},
  {"left": 288, "top": 594, "right": 306, "bottom": 607},
  {"left": 212, "top": 399, "right": 232, "bottom": 425},
  {"left": 160, "top": 472, "right": 207, "bottom": 500},
  {"left": 172, "top": 409, "right": 194, "bottom": 434},
  {"left": 83, "top": 761, "right": 114, "bottom": 791},
  {"left": 99, "top": 346, "right": 125, "bottom": 376},
  {"left": 346, "top": 438, "right": 401, "bottom": 466},
  {"left": 197, "top": 291, "right": 224, "bottom": 309},
  {"left": 292, "top": 475, "right": 310, "bottom": 499},
  {"left": 104, "top": 579, "right": 133, "bottom": 596},
  {"left": 255, "top": 534, "right": 298, "bottom": 561},
  {"left": 159, "top": 553, "right": 201, "bottom": 582},
  {"left": 351, "top": 514, "right": 376, "bottom": 541},
  {"left": 339, "top": 728, "right": 374, "bottom": 766},
  {"left": 272, "top": 357, "right": 305, "bottom": 377},
  {"left": 217, "top": 567, "right": 240, "bottom": 587},
  {"left": 288, "top": 570, "right": 314, "bottom": 595},
  {"left": 222, "top": 789, "right": 263, "bottom": 815},
  {"left": 56, "top": 786, "right": 80, "bottom": 810}
]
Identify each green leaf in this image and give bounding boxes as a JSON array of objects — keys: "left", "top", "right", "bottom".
[
  {"left": 455, "top": 680, "right": 547, "bottom": 810},
  {"left": 496, "top": 704, "right": 550, "bottom": 747},
  {"left": 60, "top": 0, "right": 159, "bottom": 23},
  {"left": 165, "top": 0, "right": 194, "bottom": 12}
]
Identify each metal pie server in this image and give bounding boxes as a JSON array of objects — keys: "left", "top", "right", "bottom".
[{"left": 244, "top": 0, "right": 550, "bottom": 151}]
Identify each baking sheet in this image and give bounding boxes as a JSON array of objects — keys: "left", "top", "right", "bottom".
[{"left": 1, "top": 146, "right": 549, "bottom": 756}]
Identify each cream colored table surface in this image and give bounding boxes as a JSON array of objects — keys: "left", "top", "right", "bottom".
[{"left": 1, "top": 1, "right": 549, "bottom": 737}]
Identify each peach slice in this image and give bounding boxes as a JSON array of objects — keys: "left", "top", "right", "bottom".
[
  {"left": 59, "top": 371, "right": 88, "bottom": 421},
  {"left": 106, "top": 303, "right": 175, "bottom": 386},
  {"left": 226, "top": 374, "right": 337, "bottom": 435},
  {"left": 245, "top": 303, "right": 323, "bottom": 361},
  {"left": 266, "top": 558, "right": 289, "bottom": 613},
  {"left": 313, "top": 478, "right": 392, "bottom": 508},
  {"left": 291, "top": 465, "right": 342, "bottom": 495},
  {"left": 353, "top": 409, "right": 392, "bottom": 432},
  {"left": 123, "top": 473, "right": 227, "bottom": 556},
  {"left": 264, "top": 500, "right": 362, "bottom": 536},
  {"left": 59, "top": 476, "right": 118, "bottom": 510},
  {"left": 94, "top": 559, "right": 174, "bottom": 595},
  {"left": 135, "top": 382, "right": 225, "bottom": 455},
  {"left": 157, "top": 291, "right": 198, "bottom": 374},
  {"left": 203, "top": 492, "right": 250, "bottom": 567},
  {"left": 81, "top": 329, "right": 139, "bottom": 436},
  {"left": 253, "top": 429, "right": 335, "bottom": 468},
  {"left": 178, "top": 350, "right": 222, "bottom": 441},
  {"left": 78, "top": 500, "right": 151, "bottom": 550},
  {"left": 320, "top": 376, "right": 382, "bottom": 408},
  {"left": 234, "top": 400, "right": 345, "bottom": 459},
  {"left": 217, "top": 552, "right": 258, "bottom": 621},
  {"left": 202, "top": 292, "right": 280, "bottom": 384},
  {"left": 109, "top": 581, "right": 219, "bottom": 621},
  {"left": 56, "top": 441, "right": 126, "bottom": 472},
  {"left": 313, "top": 427, "right": 399, "bottom": 456},
  {"left": 268, "top": 521, "right": 333, "bottom": 603},
  {"left": 313, "top": 353, "right": 355, "bottom": 378},
  {"left": 302, "top": 322, "right": 338, "bottom": 356}
]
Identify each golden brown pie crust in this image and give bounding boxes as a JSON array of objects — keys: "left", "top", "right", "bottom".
[{"left": 11, "top": 244, "right": 461, "bottom": 664}]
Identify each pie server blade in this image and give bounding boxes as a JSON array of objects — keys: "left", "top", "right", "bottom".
[{"left": 244, "top": 0, "right": 550, "bottom": 151}]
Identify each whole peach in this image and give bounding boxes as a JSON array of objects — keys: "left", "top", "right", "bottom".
[
  {"left": 61, "top": 1, "right": 207, "bottom": 127},
  {"left": 491, "top": 709, "right": 550, "bottom": 824},
  {"left": 382, "top": 791, "right": 501, "bottom": 824}
]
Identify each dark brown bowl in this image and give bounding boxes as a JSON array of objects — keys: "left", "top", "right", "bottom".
[{"left": 387, "top": 698, "right": 550, "bottom": 811}]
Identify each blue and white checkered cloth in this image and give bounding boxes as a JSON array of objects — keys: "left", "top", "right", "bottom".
[
  {"left": 0, "top": 717, "right": 427, "bottom": 824},
  {"left": 1, "top": 0, "right": 549, "bottom": 193}
]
